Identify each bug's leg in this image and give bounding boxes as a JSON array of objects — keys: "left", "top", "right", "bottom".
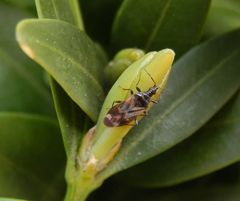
[
  {"left": 135, "top": 118, "right": 138, "bottom": 125},
  {"left": 143, "top": 110, "right": 148, "bottom": 116},
  {"left": 125, "top": 119, "right": 138, "bottom": 127},
  {"left": 151, "top": 100, "right": 158, "bottom": 104},
  {"left": 138, "top": 110, "right": 148, "bottom": 117},
  {"left": 119, "top": 86, "right": 134, "bottom": 95},
  {"left": 136, "top": 86, "right": 142, "bottom": 92},
  {"left": 112, "top": 100, "right": 122, "bottom": 107}
]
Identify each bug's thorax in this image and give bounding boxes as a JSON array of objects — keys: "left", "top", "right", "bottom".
[{"left": 133, "top": 85, "right": 158, "bottom": 106}]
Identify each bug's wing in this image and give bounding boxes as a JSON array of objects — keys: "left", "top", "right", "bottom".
[
  {"left": 104, "top": 103, "right": 126, "bottom": 127},
  {"left": 124, "top": 107, "right": 146, "bottom": 118}
]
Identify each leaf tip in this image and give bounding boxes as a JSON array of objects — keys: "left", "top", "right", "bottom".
[
  {"left": 20, "top": 43, "right": 35, "bottom": 59},
  {"left": 16, "top": 20, "right": 35, "bottom": 59},
  {"left": 160, "top": 48, "right": 175, "bottom": 62}
]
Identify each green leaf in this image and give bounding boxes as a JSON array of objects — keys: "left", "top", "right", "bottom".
[
  {"left": 35, "top": 0, "right": 84, "bottom": 30},
  {"left": 16, "top": 19, "right": 106, "bottom": 121},
  {"left": 98, "top": 29, "right": 240, "bottom": 181},
  {"left": 98, "top": 180, "right": 240, "bottom": 201},
  {"left": 80, "top": 0, "right": 123, "bottom": 46},
  {"left": 110, "top": 0, "right": 211, "bottom": 57},
  {"left": 0, "top": 198, "right": 28, "bottom": 201},
  {"left": 0, "top": 113, "right": 65, "bottom": 201},
  {"left": 50, "top": 80, "right": 93, "bottom": 158},
  {"left": 0, "top": 2, "right": 54, "bottom": 116},
  {"left": 116, "top": 91, "right": 240, "bottom": 187},
  {"left": 0, "top": 48, "right": 53, "bottom": 115},
  {"left": 34, "top": 0, "right": 97, "bottom": 158},
  {"left": 3, "top": 0, "right": 35, "bottom": 10},
  {"left": 205, "top": 0, "right": 240, "bottom": 37}
]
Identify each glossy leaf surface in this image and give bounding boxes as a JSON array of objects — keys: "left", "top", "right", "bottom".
[
  {"left": 34, "top": 0, "right": 96, "bottom": 158},
  {"left": 0, "top": 113, "right": 65, "bottom": 201},
  {"left": 35, "top": 0, "right": 84, "bottom": 30},
  {"left": 50, "top": 80, "right": 93, "bottom": 158},
  {"left": 117, "top": 92, "right": 240, "bottom": 187},
  {"left": 0, "top": 2, "right": 54, "bottom": 116},
  {"left": 205, "top": 0, "right": 240, "bottom": 37},
  {"left": 111, "top": 0, "right": 210, "bottom": 56},
  {"left": 16, "top": 19, "right": 105, "bottom": 121}
]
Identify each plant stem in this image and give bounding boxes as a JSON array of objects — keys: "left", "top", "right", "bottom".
[
  {"left": 64, "top": 159, "right": 101, "bottom": 201},
  {"left": 64, "top": 179, "right": 93, "bottom": 201}
]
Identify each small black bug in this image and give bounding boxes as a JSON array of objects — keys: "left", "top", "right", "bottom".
[{"left": 104, "top": 70, "right": 159, "bottom": 127}]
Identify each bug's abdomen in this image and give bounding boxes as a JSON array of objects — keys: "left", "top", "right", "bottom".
[{"left": 104, "top": 113, "right": 135, "bottom": 127}]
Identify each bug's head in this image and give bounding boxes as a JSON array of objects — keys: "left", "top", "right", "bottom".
[{"left": 148, "top": 85, "right": 158, "bottom": 97}]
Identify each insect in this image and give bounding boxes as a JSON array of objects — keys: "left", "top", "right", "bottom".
[{"left": 104, "top": 70, "right": 159, "bottom": 127}]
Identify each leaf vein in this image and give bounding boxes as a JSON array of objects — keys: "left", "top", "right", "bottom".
[
  {"left": 120, "top": 50, "right": 239, "bottom": 168},
  {"left": 144, "top": 0, "right": 172, "bottom": 50}
]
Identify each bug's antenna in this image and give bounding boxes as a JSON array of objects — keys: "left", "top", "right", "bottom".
[
  {"left": 136, "top": 71, "right": 142, "bottom": 87},
  {"left": 143, "top": 69, "right": 156, "bottom": 86},
  {"left": 135, "top": 71, "right": 142, "bottom": 92}
]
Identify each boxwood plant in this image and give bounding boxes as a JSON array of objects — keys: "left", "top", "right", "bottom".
[{"left": 0, "top": 0, "right": 240, "bottom": 201}]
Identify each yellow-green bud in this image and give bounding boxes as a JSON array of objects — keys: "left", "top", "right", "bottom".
[
  {"left": 81, "top": 49, "right": 175, "bottom": 173},
  {"left": 104, "top": 48, "right": 145, "bottom": 85},
  {"left": 80, "top": 49, "right": 175, "bottom": 175}
]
